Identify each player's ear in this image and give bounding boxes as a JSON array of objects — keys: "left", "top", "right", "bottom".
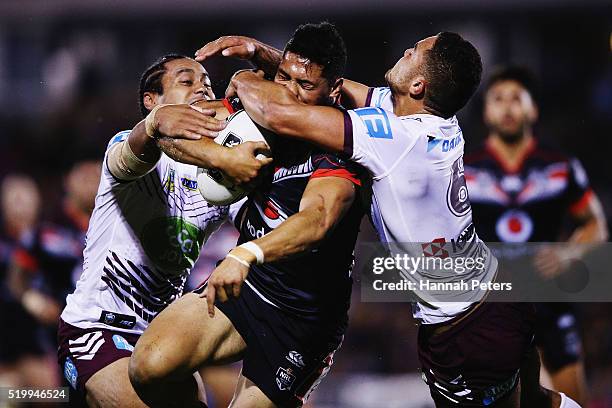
[
  {"left": 409, "top": 75, "right": 426, "bottom": 99},
  {"left": 329, "top": 78, "right": 343, "bottom": 105},
  {"left": 143, "top": 92, "right": 159, "bottom": 111}
]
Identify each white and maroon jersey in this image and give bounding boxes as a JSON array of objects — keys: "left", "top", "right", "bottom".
[
  {"left": 61, "top": 131, "right": 227, "bottom": 334},
  {"left": 343, "top": 87, "right": 497, "bottom": 324}
]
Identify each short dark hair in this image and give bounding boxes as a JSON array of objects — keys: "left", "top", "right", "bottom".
[
  {"left": 284, "top": 22, "right": 347, "bottom": 83},
  {"left": 138, "top": 54, "right": 187, "bottom": 117},
  {"left": 423, "top": 32, "right": 482, "bottom": 118},
  {"left": 485, "top": 65, "right": 538, "bottom": 101}
]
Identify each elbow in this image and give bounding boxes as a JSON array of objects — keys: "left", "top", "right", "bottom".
[{"left": 309, "top": 208, "right": 335, "bottom": 247}]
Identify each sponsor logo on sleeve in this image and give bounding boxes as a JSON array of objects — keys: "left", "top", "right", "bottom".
[{"left": 355, "top": 107, "right": 393, "bottom": 139}]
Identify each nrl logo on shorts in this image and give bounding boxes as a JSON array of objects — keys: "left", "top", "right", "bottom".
[
  {"left": 275, "top": 367, "right": 296, "bottom": 391},
  {"left": 285, "top": 351, "right": 305, "bottom": 368},
  {"left": 104, "top": 312, "right": 116, "bottom": 324}
]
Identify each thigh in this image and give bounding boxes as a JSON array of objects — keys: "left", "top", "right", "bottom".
[
  {"left": 85, "top": 357, "right": 146, "bottom": 408},
  {"left": 57, "top": 319, "right": 137, "bottom": 394},
  {"left": 418, "top": 303, "right": 535, "bottom": 406},
  {"left": 221, "top": 285, "right": 342, "bottom": 408},
  {"left": 132, "top": 292, "right": 246, "bottom": 379},
  {"left": 230, "top": 372, "right": 277, "bottom": 408}
]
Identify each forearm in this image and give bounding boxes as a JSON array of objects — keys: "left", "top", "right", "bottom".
[
  {"left": 128, "top": 120, "right": 161, "bottom": 162},
  {"left": 156, "top": 136, "right": 229, "bottom": 169},
  {"left": 234, "top": 207, "right": 328, "bottom": 265},
  {"left": 341, "top": 79, "right": 371, "bottom": 109},
  {"left": 568, "top": 219, "right": 608, "bottom": 244},
  {"left": 233, "top": 74, "right": 297, "bottom": 131},
  {"left": 569, "top": 196, "right": 609, "bottom": 245},
  {"left": 154, "top": 100, "right": 232, "bottom": 168},
  {"left": 234, "top": 73, "right": 345, "bottom": 152},
  {"left": 251, "top": 41, "right": 282, "bottom": 78}
]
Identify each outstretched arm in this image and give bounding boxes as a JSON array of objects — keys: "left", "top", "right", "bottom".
[
  {"left": 231, "top": 71, "right": 347, "bottom": 153},
  {"left": 195, "top": 36, "right": 283, "bottom": 78},
  {"left": 205, "top": 175, "right": 357, "bottom": 316},
  {"left": 109, "top": 100, "right": 271, "bottom": 185},
  {"left": 194, "top": 35, "right": 371, "bottom": 108}
]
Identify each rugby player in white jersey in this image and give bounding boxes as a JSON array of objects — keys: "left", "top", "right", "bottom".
[
  {"left": 193, "top": 32, "right": 583, "bottom": 407},
  {"left": 57, "top": 54, "right": 271, "bottom": 407}
]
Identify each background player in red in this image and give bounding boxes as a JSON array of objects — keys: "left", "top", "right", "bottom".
[{"left": 464, "top": 66, "right": 609, "bottom": 406}]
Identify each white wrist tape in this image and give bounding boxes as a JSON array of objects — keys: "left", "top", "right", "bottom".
[
  {"left": 226, "top": 253, "right": 251, "bottom": 268},
  {"left": 239, "top": 242, "right": 265, "bottom": 265},
  {"left": 107, "top": 140, "right": 157, "bottom": 181}
]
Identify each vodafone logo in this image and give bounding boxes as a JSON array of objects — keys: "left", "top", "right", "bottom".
[
  {"left": 246, "top": 218, "right": 266, "bottom": 239},
  {"left": 496, "top": 210, "right": 533, "bottom": 242}
]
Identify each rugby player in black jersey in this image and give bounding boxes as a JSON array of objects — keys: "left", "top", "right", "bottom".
[
  {"left": 185, "top": 32, "right": 585, "bottom": 408},
  {"left": 464, "top": 66, "right": 608, "bottom": 406},
  {"left": 129, "top": 23, "right": 367, "bottom": 408}
]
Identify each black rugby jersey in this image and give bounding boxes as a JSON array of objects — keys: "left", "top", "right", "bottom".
[
  {"left": 234, "top": 140, "right": 366, "bottom": 323},
  {"left": 464, "top": 138, "right": 592, "bottom": 242}
]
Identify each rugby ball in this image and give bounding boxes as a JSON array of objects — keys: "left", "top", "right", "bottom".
[{"left": 197, "top": 110, "right": 274, "bottom": 205}]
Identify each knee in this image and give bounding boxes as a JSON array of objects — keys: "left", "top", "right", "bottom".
[{"left": 128, "top": 343, "right": 168, "bottom": 391}]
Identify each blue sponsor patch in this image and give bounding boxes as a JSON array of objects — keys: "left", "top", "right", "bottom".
[
  {"left": 354, "top": 107, "right": 393, "bottom": 139},
  {"left": 112, "top": 335, "right": 134, "bottom": 352},
  {"left": 427, "top": 133, "right": 462, "bottom": 153},
  {"left": 64, "top": 357, "right": 78, "bottom": 390},
  {"left": 106, "top": 130, "right": 131, "bottom": 150},
  {"left": 180, "top": 177, "right": 198, "bottom": 191},
  {"left": 427, "top": 135, "right": 442, "bottom": 152}
]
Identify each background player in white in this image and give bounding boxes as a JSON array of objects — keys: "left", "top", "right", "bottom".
[
  {"left": 196, "top": 32, "right": 582, "bottom": 407},
  {"left": 58, "top": 54, "right": 270, "bottom": 407}
]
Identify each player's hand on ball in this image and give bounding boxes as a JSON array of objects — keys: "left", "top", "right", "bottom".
[
  {"left": 195, "top": 36, "right": 258, "bottom": 62},
  {"left": 152, "top": 104, "right": 226, "bottom": 140},
  {"left": 203, "top": 250, "right": 253, "bottom": 317},
  {"left": 219, "top": 141, "right": 273, "bottom": 185}
]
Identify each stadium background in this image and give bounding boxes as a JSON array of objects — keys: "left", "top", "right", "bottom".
[{"left": 0, "top": 0, "right": 610, "bottom": 406}]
